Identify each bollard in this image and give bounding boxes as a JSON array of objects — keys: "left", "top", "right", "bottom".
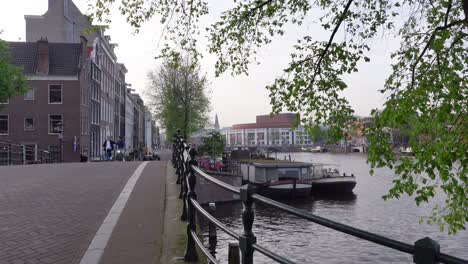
[
  {"left": 228, "top": 243, "right": 240, "bottom": 264},
  {"left": 413, "top": 237, "right": 440, "bottom": 264},
  {"left": 184, "top": 147, "right": 198, "bottom": 261},
  {"left": 239, "top": 184, "right": 256, "bottom": 264}
]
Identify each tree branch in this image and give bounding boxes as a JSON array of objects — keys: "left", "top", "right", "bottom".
[
  {"left": 305, "top": 0, "right": 354, "bottom": 89},
  {"left": 410, "top": 19, "right": 467, "bottom": 89},
  {"left": 249, "top": 0, "right": 274, "bottom": 14},
  {"left": 463, "top": 0, "right": 468, "bottom": 21},
  {"left": 444, "top": 0, "right": 453, "bottom": 26}
]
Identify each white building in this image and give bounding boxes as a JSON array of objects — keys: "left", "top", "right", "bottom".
[
  {"left": 221, "top": 113, "right": 312, "bottom": 147},
  {"left": 125, "top": 93, "right": 135, "bottom": 152},
  {"left": 144, "top": 110, "right": 153, "bottom": 151}
]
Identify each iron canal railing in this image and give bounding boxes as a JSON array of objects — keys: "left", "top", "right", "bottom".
[{"left": 171, "top": 130, "right": 468, "bottom": 264}]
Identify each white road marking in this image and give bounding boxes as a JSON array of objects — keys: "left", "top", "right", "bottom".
[{"left": 79, "top": 161, "right": 150, "bottom": 264}]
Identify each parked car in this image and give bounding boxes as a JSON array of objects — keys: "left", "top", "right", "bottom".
[{"left": 199, "top": 156, "right": 224, "bottom": 171}]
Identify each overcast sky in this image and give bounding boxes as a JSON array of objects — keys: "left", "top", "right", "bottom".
[{"left": 0, "top": 0, "right": 399, "bottom": 128}]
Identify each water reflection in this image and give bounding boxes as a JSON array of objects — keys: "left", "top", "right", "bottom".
[{"left": 199, "top": 153, "right": 468, "bottom": 263}]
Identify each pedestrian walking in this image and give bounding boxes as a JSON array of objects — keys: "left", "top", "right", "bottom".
[{"left": 102, "top": 137, "right": 115, "bottom": 161}]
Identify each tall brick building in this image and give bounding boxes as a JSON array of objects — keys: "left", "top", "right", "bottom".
[
  {"left": 0, "top": 38, "right": 90, "bottom": 162},
  {"left": 1, "top": 0, "right": 154, "bottom": 161},
  {"left": 23, "top": 0, "right": 129, "bottom": 160}
]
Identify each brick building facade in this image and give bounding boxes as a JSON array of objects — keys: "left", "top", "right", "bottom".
[{"left": 0, "top": 38, "right": 90, "bottom": 162}]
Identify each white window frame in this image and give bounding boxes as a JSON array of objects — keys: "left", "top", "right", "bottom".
[
  {"left": 24, "top": 88, "right": 35, "bottom": 100},
  {"left": 48, "top": 114, "right": 63, "bottom": 135},
  {"left": 24, "top": 117, "right": 35, "bottom": 131},
  {"left": 0, "top": 115, "right": 9, "bottom": 135},
  {"left": 0, "top": 98, "right": 9, "bottom": 104},
  {"left": 48, "top": 84, "right": 63, "bottom": 104}
]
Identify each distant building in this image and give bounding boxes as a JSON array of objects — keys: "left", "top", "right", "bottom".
[
  {"left": 144, "top": 109, "right": 152, "bottom": 151},
  {"left": 124, "top": 90, "right": 136, "bottom": 151},
  {"left": 0, "top": 38, "right": 90, "bottom": 162},
  {"left": 152, "top": 122, "right": 160, "bottom": 147},
  {"left": 130, "top": 93, "right": 145, "bottom": 149},
  {"left": 214, "top": 114, "right": 220, "bottom": 130},
  {"left": 189, "top": 114, "right": 222, "bottom": 146},
  {"left": 221, "top": 113, "right": 312, "bottom": 146}
]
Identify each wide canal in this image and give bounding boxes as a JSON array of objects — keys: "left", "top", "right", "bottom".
[{"left": 200, "top": 152, "right": 468, "bottom": 263}]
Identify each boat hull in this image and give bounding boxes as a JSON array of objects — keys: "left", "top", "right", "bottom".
[
  {"left": 259, "top": 182, "right": 312, "bottom": 198},
  {"left": 311, "top": 177, "right": 356, "bottom": 193}
]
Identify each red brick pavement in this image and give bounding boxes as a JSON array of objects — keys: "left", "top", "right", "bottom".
[{"left": 0, "top": 161, "right": 142, "bottom": 264}]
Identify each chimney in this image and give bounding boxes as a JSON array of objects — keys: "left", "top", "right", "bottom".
[{"left": 36, "top": 38, "right": 50, "bottom": 75}]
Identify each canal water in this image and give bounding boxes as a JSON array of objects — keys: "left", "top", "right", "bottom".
[{"left": 199, "top": 152, "right": 468, "bottom": 263}]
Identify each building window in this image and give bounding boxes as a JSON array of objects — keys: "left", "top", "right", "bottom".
[
  {"left": 24, "top": 118, "right": 35, "bottom": 131},
  {"left": 0, "top": 115, "right": 8, "bottom": 135},
  {"left": 49, "top": 114, "right": 63, "bottom": 134},
  {"left": 24, "top": 88, "right": 35, "bottom": 100},
  {"left": 49, "top": 84, "right": 63, "bottom": 104},
  {"left": 0, "top": 98, "right": 9, "bottom": 104}
]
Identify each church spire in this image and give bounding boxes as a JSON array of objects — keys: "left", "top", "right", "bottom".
[{"left": 214, "top": 114, "right": 220, "bottom": 130}]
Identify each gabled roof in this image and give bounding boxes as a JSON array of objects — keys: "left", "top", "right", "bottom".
[{"left": 7, "top": 42, "right": 82, "bottom": 76}]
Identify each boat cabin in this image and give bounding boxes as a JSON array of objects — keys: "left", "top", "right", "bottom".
[
  {"left": 240, "top": 160, "right": 313, "bottom": 184},
  {"left": 311, "top": 163, "right": 341, "bottom": 178}
]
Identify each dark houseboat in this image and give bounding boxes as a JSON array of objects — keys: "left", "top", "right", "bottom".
[{"left": 240, "top": 160, "right": 313, "bottom": 198}]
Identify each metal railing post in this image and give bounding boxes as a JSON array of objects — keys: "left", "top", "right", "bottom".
[
  {"left": 178, "top": 140, "right": 186, "bottom": 199},
  {"left": 208, "top": 202, "right": 218, "bottom": 263},
  {"left": 184, "top": 147, "right": 198, "bottom": 261},
  {"left": 239, "top": 184, "right": 256, "bottom": 264},
  {"left": 413, "top": 237, "right": 440, "bottom": 264},
  {"left": 180, "top": 142, "right": 189, "bottom": 221}
]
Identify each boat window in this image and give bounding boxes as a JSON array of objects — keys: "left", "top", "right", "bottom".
[
  {"left": 265, "top": 168, "right": 279, "bottom": 181},
  {"left": 278, "top": 168, "right": 299, "bottom": 180},
  {"left": 255, "top": 168, "right": 266, "bottom": 182},
  {"left": 264, "top": 168, "right": 301, "bottom": 181}
]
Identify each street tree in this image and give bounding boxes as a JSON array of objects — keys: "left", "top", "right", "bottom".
[
  {"left": 0, "top": 38, "right": 28, "bottom": 106},
  {"left": 197, "top": 131, "right": 225, "bottom": 158},
  {"left": 91, "top": 0, "right": 468, "bottom": 233},
  {"left": 146, "top": 58, "right": 210, "bottom": 140}
]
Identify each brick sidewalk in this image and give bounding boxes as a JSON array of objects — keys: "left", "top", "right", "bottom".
[
  {"left": 0, "top": 162, "right": 141, "bottom": 264},
  {"left": 99, "top": 160, "right": 167, "bottom": 264}
]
